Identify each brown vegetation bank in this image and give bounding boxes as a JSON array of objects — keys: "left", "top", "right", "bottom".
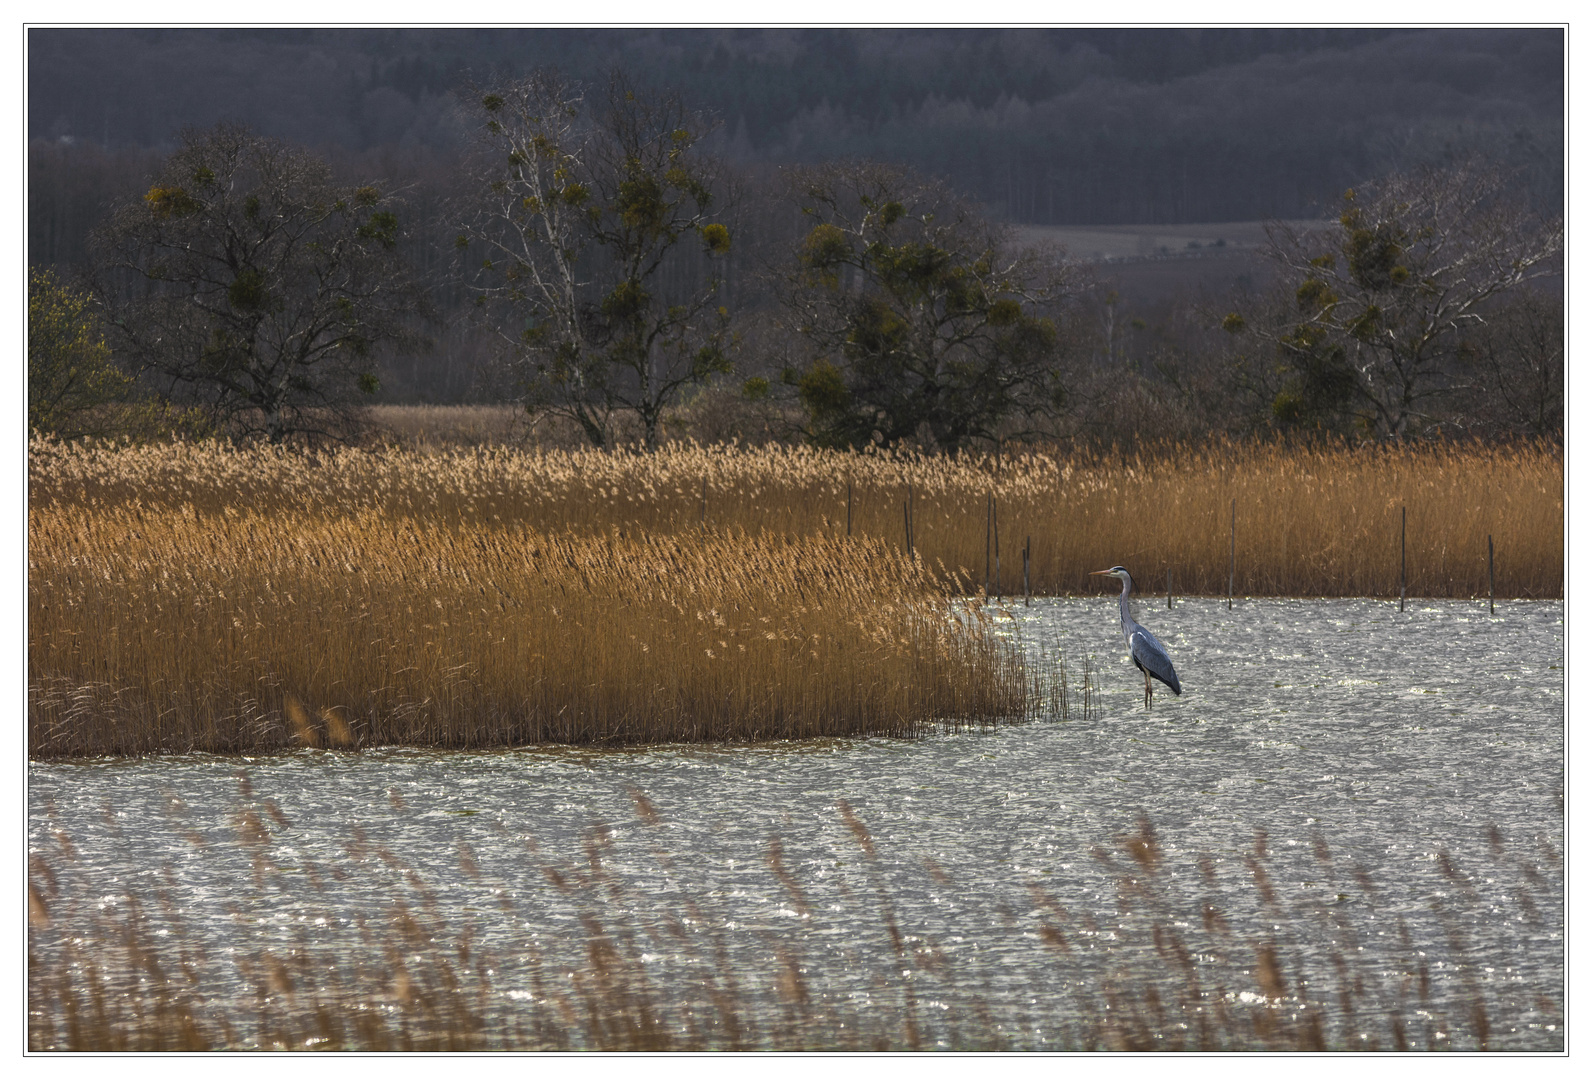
[{"left": 27, "top": 437, "right": 1560, "bottom": 755}]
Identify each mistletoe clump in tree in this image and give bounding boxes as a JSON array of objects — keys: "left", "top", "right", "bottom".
[
  {"left": 89, "top": 124, "right": 426, "bottom": 443},
  {"left": 459, "top": 70, "right": 734, "bottom": 450},
  {"left": 777, "top": 161, "right": 1079, "bottom": 451}
]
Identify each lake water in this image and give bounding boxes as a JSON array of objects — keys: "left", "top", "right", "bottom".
[{"left": 28, "top": 598, "right": 1565, "bottom": 1051}]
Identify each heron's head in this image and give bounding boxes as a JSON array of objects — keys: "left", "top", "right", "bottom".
[{"left": 1090, "top": 566, "right": 1131, "bottom": 583}]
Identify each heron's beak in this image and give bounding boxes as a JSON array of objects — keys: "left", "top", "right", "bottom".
[{"left": 1089, "top": 569, "right": 1112, "bottom": 576}]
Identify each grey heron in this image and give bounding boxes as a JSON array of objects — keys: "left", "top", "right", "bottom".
[{"left": 1091, "top": 566, "right": 1182, "bottom": 709}]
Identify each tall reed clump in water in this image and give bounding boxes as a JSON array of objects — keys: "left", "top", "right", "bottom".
[
  {"left": 29, "top": 500, "right": 1031, "bottom": 756},
  {"left": 32, "top": 435, "right": 1561, "bottom": 599},
  {"left": 27, "top": 793, "right": 1562, "bottom": 1051}
]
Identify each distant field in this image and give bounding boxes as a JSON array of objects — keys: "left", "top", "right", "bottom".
[
  {"left": 1010, "top": 220, "right": 1325, "bottom": 305},
  {"left": 1013, "top": 220, "right": 1326, "bottom": 262},
  {"left": 364, "top": 403, "right": 533, "bottom": 447}
]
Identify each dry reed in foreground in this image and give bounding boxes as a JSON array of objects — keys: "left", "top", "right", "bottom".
[
  {"left": 27, "top": 792, "right": 1562, "bottom": 1051},
  {"left": 29, "top": 502, "right": 1043, "bottom": 756},
  {"left": 31, "top": 435, "right": 1561, "bottom": 598}
]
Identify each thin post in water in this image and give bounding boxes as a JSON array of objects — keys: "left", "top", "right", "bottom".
[
  {"left": 993, "top": 495, "right": 1001, "bottom": 601},
  {"left": 985, "top": 494, "right": 992, "bottom": 598},
  {"left": 1228, "top": 498, "right": 1235, "bottom": 611},
  {"left": 1399, "top": 505, "right": 1406, "bottom": 613},
  {"left": 1489, "top": 533, "right": 1495, "bottom": 615},
  {"left": 1024, "top": 535, "right": 1031, "bottom": 607},
  {"left": 1168, "top": 567, "right": 1173, "bottom": 609}
]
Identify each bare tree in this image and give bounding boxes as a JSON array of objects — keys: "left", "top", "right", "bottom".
[
  {"left": 458, "top": 70, "right": 734, "bottom": 450},
  {"left": 1459, "top": 289, "right": 1563, "bottom": 438},
  {"left": 89, "top": 124, "right": 427, "bottom": 442},
  {"left": 774, "top": 160, "right": 1080, "bottom": 451},
  {"left": 1241, "top": 159, "right": 1561, "bottom": 440}
]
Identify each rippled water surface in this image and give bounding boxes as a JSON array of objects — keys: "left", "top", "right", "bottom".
[{"left": 30, "top": 599, "right": 1564, "bottom": 1050}]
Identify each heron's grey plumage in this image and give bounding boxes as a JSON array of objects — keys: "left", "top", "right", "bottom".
[{"left": 1095, "top": 566, "right": 1181, "bottom": 706}]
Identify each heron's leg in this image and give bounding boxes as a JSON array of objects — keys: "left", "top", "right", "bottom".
[{"left": 1143, "top": 669, "right": 1153, "bottom": 709}]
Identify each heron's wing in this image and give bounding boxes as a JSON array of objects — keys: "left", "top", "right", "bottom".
[{"left": 1129, "top": 627, "right": 1181, "bottom": 695}]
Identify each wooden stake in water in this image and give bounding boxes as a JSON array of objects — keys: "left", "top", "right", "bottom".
[
  {"left": 1024, "top": 535, "right": 1031, "bottom": 607},
  {"left": 993, "top": 495, "right": 1001, "bottom": 600},
  {"left": 1168, "top": 568, "right": 1173, "bottom": 609},
  {"left": 1489, "top": 533, "right": 1495, "bottom": 615},
  {"left": 985, "top": 494, "right": 992, "bottom": 597},
  {"left": 1399, "top": 505, "right": 1406, "bottom": 613},
  {"left": 1228, "top": 498, "right": 1235, "bottom": 611}
]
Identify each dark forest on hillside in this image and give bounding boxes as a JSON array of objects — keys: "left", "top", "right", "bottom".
[
  {"left": 32, "top": 28, "right": 1562, "bottom": 232},
  {"left": 28, "top": 28, "right": 1563, "bottom": 445}
]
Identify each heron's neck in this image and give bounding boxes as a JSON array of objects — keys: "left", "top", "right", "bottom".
[{"left": 1118, "top": 577, "right": 1134, "bottom": 634}]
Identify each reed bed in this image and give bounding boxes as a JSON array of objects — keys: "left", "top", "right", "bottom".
[
  {"left": 28, "top": 435, "right": 1558, "bottom": 754},
  {"left": 31, "top": 435, "right": 1561, "bottom": 599},
  {"left": 29, "top": 501, "right": 1040, "bottom": 756},
  {"left": 27, "top": 791, "right": 1562, "bottom": 1052}
]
